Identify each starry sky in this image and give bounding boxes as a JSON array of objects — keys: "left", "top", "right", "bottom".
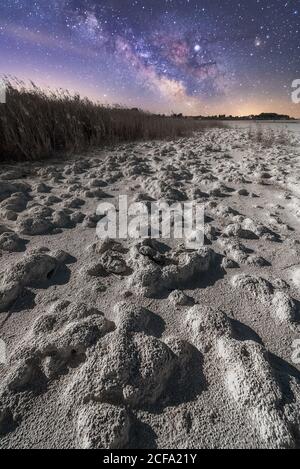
[{"left": 0, "top": 0, "right": 299, "bottom": 116}]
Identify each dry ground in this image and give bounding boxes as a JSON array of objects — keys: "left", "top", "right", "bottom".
[{"left": 0, "top": 125, "right": 300, "bottom": 449}]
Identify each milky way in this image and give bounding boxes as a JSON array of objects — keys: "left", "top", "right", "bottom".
[{"left": 0, "top": 0, "right": 299, "bottom": 116}]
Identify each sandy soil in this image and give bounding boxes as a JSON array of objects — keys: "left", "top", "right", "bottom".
[{"left": 0, "top": 125, "right": 300, "bottom": 449}]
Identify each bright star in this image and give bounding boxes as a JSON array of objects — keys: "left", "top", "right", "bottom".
[{"left": 255, "top": 37, "right": 261, "bottom": 47}]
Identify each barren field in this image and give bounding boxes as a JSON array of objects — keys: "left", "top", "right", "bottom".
[{"left": 0, "top": 124, "right": 300, "bottom": 449}]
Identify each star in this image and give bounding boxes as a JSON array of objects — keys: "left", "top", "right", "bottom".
[{"left": 255, "top": 37, "right": 262, "bottom": 47}]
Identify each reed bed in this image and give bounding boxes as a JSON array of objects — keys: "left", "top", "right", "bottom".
[{"left": 0, "top": 80, "right": 218, "bottom": 161}]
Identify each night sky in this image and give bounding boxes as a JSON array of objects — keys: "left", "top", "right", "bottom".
[{"left": 0, "top": 0, "right": 299, "bottom": 116}]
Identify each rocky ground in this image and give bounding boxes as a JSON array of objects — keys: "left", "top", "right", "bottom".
[{"left": 0, "top": 125, "right": 300, "bottom": 449}]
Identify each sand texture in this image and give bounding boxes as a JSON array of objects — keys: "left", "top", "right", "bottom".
[{"left": 0, "top": 125, "right": 300, "bottom": 449}]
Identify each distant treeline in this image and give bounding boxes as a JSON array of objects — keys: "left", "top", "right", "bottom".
[
  {"left": 190, "top": 112, "right": 296, "bottom": 121},
  {"left": 171, "top": 112, "right": 296, "bottom": 121}
]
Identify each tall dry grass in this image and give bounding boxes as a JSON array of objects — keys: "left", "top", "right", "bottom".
[
  {"left": 247, "top": 127, "right": 293, "bottom": 148},
  {"left": 0, "top": 80, "right": 217, "bottom": 162}
]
